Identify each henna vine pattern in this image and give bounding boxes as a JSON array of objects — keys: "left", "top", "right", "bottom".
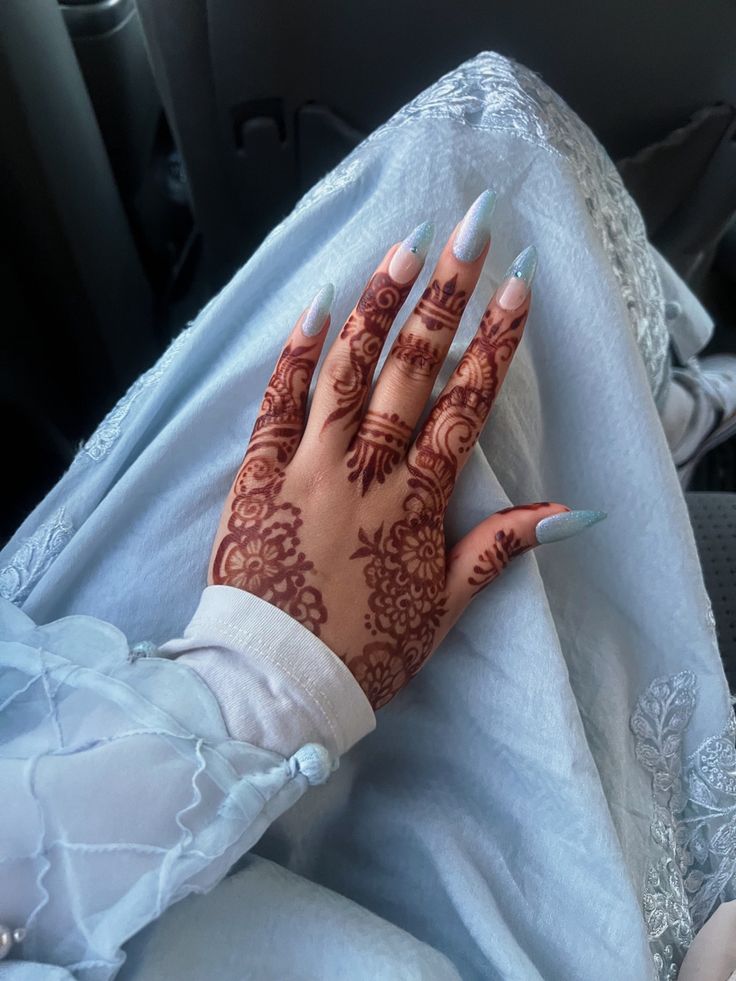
[
  {"left": 416, "top": 274, "right": 468, "bottom": 332},
  {"left": 347, "top": 307, "right": 528, "bottom": 708},
  {"left": 346, "top": 410, "right": 412, "bottom": 494},
  {"left": 467, "top": 504, "right": 550, "bottom": 595},
  {"left": 211, "top": 341, "right": 328, "bottom": 634},
  {"left": 322, "top": 272, "right": 412, "bottom": 432},
  {"left": 412, "top": 309, "right": 526, "bottom": 510}
]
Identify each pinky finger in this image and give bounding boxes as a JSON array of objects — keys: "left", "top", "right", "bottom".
[
  {"left": 444, "top": 504, "right": 606, "bottom": 613},
  {"left": 250, "top": 284, "right": 335, "bottom": 466}
]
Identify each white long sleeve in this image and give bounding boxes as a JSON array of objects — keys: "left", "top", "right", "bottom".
[
  {"left": 160, "top": 585, "right": 376, "bottom": 759},
  {"left": 2, "top": 593, "right": 365, "bottom": 975}
]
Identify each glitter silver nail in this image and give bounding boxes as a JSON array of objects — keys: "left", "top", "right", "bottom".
[
  {"left": 452, "top": 189, "right": 497, "bottom": 262},
  {"left": 301, "top": 283, "right": 335, "bottom": 337},
  {"left": 535, "top": 510, "right": 607, "bottom": 545}
]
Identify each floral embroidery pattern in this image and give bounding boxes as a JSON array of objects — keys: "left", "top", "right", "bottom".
[
  {"left": 0, "top": 508, "right": 74, "bottom": 604},
  {"left": 631, "top": 671, "right": 736, "bottom": 979}
]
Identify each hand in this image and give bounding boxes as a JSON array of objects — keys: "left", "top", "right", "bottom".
[{"left": 209, "top": 191, "right": 604, "bottom": 709}]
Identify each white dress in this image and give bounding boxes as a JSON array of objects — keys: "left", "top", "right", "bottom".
[{"left": 1, "top": 51, "right": 734, "bottom": 981}]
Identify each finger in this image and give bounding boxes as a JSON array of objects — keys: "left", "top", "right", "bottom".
[
  {"left": 208, "top": 286, "right": 334, "bottom": 581},
  {"left": 368, "top": 190, "right": 496, "bottom": 436},
  {"left": 239, "top": 284, "right": 334, "bottom": 474},
  {"left": 303, "top": 227, "right": 431, "bottom": 454},
  {"left": 348, "top": 193, "right": 497, "bottom": 496},
  {"left": 407, "top": 246, "right": 537, "bottom": 511},
  {"left": 442, "top": 504, "right": 607, "bottom": 624}
]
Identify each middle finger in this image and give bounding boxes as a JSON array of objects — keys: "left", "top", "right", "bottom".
[{"left": 368, "top": 190, "right": 497, "bottom": 435}]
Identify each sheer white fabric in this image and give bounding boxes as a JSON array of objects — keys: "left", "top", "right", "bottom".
[{"left": 0, "top": 597, "right": 321, "bottom": 978}]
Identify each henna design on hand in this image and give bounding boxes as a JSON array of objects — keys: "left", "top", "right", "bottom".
[
  {"left": 211, "top": 341, "right": 328, "bottom": 634},
  {"left": 346, "top": 308, "right": 528, "bottom": 708},
  {"left": 322, "top": 272, "right": 412, "bottom": 432},
  {"left": 346, "top": 410, "right": 412, "bottom": 494},
  {"left": 412, "top": 309, "right": 526, "bottom": 510},
  {"left": 390, "top": 332, "right": 443, "bottom": 379},
  {"left": 347, "top": 510, "right": 448, "bottom": 708},
  {"left": 467, "top": 504, "right": 550, "bottom": 595},
  {"left": 415, "top": 274, "right": 468, "bottom": 332},
  {"left": 468, "top": 530, "right": 528, "bottom": 595}
]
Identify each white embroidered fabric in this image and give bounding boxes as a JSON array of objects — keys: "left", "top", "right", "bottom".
[
  {"left": 0, "top": 509, "right": 73, "bottom": 605},
  {"left": 632, "top": 672, "right": 736, "bottom": 980}
]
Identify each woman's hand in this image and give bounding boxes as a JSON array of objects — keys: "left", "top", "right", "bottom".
[{"left": 209, "top": 191, "right": 603, "bottom": 709}]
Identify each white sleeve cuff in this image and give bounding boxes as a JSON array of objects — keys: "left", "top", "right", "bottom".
[{"left": 159, "top": 585, "right": 376, "bottom": 759}]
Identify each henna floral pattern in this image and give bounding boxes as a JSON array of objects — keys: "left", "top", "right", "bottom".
[
  {"left": 346, "top": 411, "right": 412, "bottom": 494},
  {"left": 211, "top": 341, "right": 328, "bottom": 635},
  {"left": 348, "top": 305, "right": 529, "bottom": 707},
  {"left": 323, "top": 272, "right": 412, "bottom": 431},
  {"left": 348, "top": 509, "right": 447, "bottom": 707},
  {"left": 213, "top": 260, "right": 530, "bottom": 710}
]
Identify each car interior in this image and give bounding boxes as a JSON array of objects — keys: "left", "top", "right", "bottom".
[{"left": 1, "top": 0, "right": 735, "bottom": 682}]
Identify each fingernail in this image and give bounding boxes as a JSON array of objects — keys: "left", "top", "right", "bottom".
[
  {"left": 497, "top": 245, "right": 538, "bottom": 311},
  {"left": 452, "top": 189, "right": 497, "bottom": 262},
  {"left": 388, "top": 221, "right": 435, "bottom": 284},
  {"left": 535, "top": 509, "right": 607, "bottom": 545},
  {"left": 301, "top": 283, "right": 335, "bottom": 336}
]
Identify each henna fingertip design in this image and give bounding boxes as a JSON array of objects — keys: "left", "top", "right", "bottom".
[
  {"left": 535, "top": 509, "right": 607, "bottom": 544},
  {"left": 388, "top": 221, "right": 435, "bottom": 284},
  {"left": 301, "top": 283, "right": 335, "bottom": 336},
  {"left": 496, "top": 245, "right": 538, "bottom": 311},
  {"left": 452, "top": 189, "right": 496, "bottom": 262}
]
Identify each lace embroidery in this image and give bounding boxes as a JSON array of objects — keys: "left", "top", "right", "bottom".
[
  {"left": 82, "top": 328, "right": 192, "bottom": 462},
  {"left": 293, "top": 52, "right": 669, "bottom": 400},
  {"left": 631, "top": 671, "right": 736, "bottom": 979},
  {"left": 0, "top": 508, "right": 74, "bottom": 604}
]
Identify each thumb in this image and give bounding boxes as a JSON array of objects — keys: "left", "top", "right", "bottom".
[{"left": 444, "top": 503, "right": 606, "bottom": 613}]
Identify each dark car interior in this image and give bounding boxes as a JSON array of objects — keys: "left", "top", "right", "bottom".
[{"left": 2, "top": 0, "right": 735, "bottom": 677}]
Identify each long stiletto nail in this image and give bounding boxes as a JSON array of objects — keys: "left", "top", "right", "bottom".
[
  {"left": 535, "top": 510, "right": 607, "bottom": 545},
  {"left": 497, "top": 246, "right": 538, "bottom": 311},
  {"left": 452, "top": 189, "right": 497, "bottom": 262},
  {"left": 388, "top": 221, "right": 435, "bottom": 284},
  {"left": 301, "top": 283, "right": 335, "bottom": 336}
]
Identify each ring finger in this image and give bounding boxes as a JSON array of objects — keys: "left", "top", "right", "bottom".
[{"left": 407, "top": 245, "right": 539, "bottom": 511}]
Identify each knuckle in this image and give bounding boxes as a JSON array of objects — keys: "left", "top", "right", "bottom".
[
  {"left": 327, "top": 354, "right": 361, "bottom": 389},
  {"left": 389, "top": 332, "right": 442, "bottom": 381}
]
